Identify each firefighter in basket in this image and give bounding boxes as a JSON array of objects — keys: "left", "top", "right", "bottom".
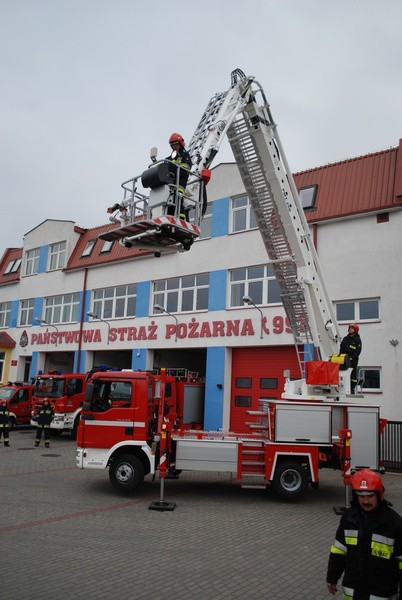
[
  {"left": 340, "top": 323, "right": 362, "bottom": 394},
  {"left": 165, "top": 133, "right": 192, "bottom": 220}
]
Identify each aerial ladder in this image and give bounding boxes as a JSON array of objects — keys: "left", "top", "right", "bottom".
[{"left": 101, "top": 69, "right": 351, "bottom": 398}]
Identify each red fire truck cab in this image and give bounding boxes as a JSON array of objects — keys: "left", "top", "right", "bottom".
[
  {"left": 31, "top": 371, "right": 88, "bottom": 437},
  {"left": 0, "top": 382, "right": 34, "bottom": 427}
]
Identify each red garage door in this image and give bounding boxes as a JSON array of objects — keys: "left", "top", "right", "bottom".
[{"left": 230, "top": 346, "right": 301, "bottom": 433}]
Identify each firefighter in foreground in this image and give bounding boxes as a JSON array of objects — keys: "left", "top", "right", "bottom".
[
  {"left": 34, "top": 399, "right": 54, "bottom": 448},
  {"left": 340, "top": 323, "right": 362, "bottom": 393},
  {"left": 326, "top": 468, "right": 402, "bottom": 599},
  {"left": 0, "top": 399, "right": 10, "bottom": 446}
]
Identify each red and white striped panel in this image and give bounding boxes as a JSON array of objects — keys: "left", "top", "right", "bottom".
[{"left": 152, "top": 216, "right": 200, "bottom": 236}]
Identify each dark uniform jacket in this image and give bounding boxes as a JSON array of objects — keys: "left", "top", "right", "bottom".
[
  {"left": 327, "top": 501, "right": 402, "bottom": 599},
  {"left": 340, "top": 333, "right": 362, "bottom": 368},
  {"left": 165, "top": 147, "right": 192, "bottom": 192},
  {"left": 37, "top": 404, "right": 54, "bottom": 426},
  {"left": 0, "top": 405, "right": 10, "bottom": 425}
]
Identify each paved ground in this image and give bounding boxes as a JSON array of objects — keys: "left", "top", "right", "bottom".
[{"left": 1, "top": 428, "right": 401, "bottom": 600}]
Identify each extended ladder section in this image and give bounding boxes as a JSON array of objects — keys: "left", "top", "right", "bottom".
[{"left": 188, "top": 70, "right": 341, "bottom": 375}]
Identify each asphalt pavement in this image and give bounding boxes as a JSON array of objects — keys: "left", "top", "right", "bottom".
[{"left": 1, "top": 428, "right": 401, "bottom": 600}]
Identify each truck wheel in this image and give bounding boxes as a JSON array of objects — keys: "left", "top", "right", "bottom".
[
  {"left": 273, "top": 461, "right": 308, "bottom": 500},
  {"left": 109, "top": 454, "right": 144, "bottom": 492},
  {"left": 71, "top": 416, "right": 80, "bottom": 440}
]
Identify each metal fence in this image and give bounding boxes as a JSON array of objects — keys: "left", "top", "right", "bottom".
[{"left": 381, "top": 421, "right": 402, "bottom": 472}]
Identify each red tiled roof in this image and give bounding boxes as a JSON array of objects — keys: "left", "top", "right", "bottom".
[
  {"left": 65, "top": 222, "right": 150, "bottom": 271},
  {"left": 0, "top": 331, "right": 16, "bottom": 347},
  {"left": 294, "top": 140, "right": 402, "bottom": 222},
  {"left": 0, "top": 247, "right": 23, "bottom": 285}
]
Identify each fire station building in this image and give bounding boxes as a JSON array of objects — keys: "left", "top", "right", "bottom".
[{"left": 1, "top": 140, "right": 402, "bottom": 424}]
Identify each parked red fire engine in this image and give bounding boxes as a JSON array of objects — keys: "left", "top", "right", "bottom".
[
  {"left": 77, "top": 69, "right": 385, "bottom": 501},
  {"left": 0, "top": 382, "right": 34, "bottom": 427},
  {"left": 31, "top": 371, "right": 88, "bottom": 438}
]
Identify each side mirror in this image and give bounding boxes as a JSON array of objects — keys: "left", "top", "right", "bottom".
[
  {"left": 84, "top": 383, "right": 94, "bottom": 404},
  {"left": 150, "top": 147, "right": 158, "bottom": 163}
]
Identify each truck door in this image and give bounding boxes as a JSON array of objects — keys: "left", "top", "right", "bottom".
[
  {"left": 11, "top": 388, "right": 32, "bottom": 423},
  {"left": 85, "top": 378, "right": 144, "bottom": 448}
]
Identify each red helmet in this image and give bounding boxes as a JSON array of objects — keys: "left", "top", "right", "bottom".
[
  {"left": 351, "top": 468, "right": 384, "bottom": 500},
  {"left": 169, "top": 133, "right": 185, "bottom": 147},
  {"left": 349, "top": 323, "right": 359, "bottom": 333}
]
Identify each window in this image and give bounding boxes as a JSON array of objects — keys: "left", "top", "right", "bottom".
[
  {"left": 44, "top": 293, "right": 80, "bottom": 324},
  {"left": 298, "top": 185, "right": 317, "bottom": 210},
  {"left": 189, "top": 204, "right": 212, "bottom": 239},
  {"left": 260, "top": 378, "right": 278, "bottom": 389},
  {"left": 231, "top": 195, "right": 257, "bottom": 233},
  {"left": 90, "top": 379, "right": 133, "bottom": 411},
  {"left": 81, "top": 239, "right": 96, "bottom": 258},
  {"left": 0, "top": 302, "right": 11, "bottom": 328},
  {"left": 234, "top": 396, "right": 252, "bottom": 407},
  {"left": 91, "top": 284, "right": 137, "bottom": 320},
  {"left": 24, "top": 248, "right": 40, "bottom": 276},
  {"left": 4, "top": 258, "right": 22, "bottom": 275},
  {"left": 360, "top": 368, "right": 381, "bottom": 392},
  {"left": 100, "top": 240, "right": 114, "bottom": 253},
  {"left": 235, "top": 378, "right": 252, "bottom": 388},
  {"left": 153, "top": 274, "right": 209, "bottom": 313},
  {"left": 48, "top": 241, "right": 66, "bottom": 271},
  {"left": 19, "top": 299, "right": 34, "bottom": 326},
  {"left": 336, "top": 299, "right": 379, "bottom": 322},
  {"left": 229, "top": 264, "right": 281, "bottom": 307}
]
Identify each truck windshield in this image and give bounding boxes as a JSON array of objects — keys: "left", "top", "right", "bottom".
[
  {"left": 34, "top": 378, "right": 65, "bottom": 398},
  {"left": 0, "top": 388, "right": 14, "bottom": 400}
]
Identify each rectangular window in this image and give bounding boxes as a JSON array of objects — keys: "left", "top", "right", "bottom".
[
  {"left": 234, "top": 396, "right": 252, "bottom": 407},
  {"left": 0, "top": 302, "right": 11, "bottom": 328},
  {"left": 48, "top": 241, "right": 66, "bottom": 271},
  {"left": 235, "top": 378, "right": 252, "bottom": 389},
  {"left": 100, "top": 240, "right": 114, "bottom": 253},
  {"left": 19, "top": 299, "right": 34, "bottom": 326},
  {"left": 336, "top": 298, "right": 379, "bottom": 323},
  {"left": 24, "top": 248, "right": 40, "bottom": 276},
  {"left": 81, "top": 239, "right": 96, "bottom": 258},
  {"left": 44, "top": 293, "right": 80, "bottom": 324},
  {"left": 260, "top": 378, "right": 278, "bottom": 389},
  {"left": 298, "top": 185, "right": 318, "bottom": 210},
  {"left": 230, "top": 195, "right": 257, "bottom": 233},
  {"left": 4, "top": 258, "right": 22, "bottom": 275},
  {"left": 360, "top": 368, "right": 381, "bottom": 392},
  {"left": 152, "top": 274, "right": 209, "bottom": 314},
  {"left": 91, "top": 284, "right": 137, "bottom": 320},
  {"left": 229, "top": 264, "right": 280, "bottom": 307}
]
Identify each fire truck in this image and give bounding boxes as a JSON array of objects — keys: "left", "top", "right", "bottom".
[
  {"left": 76, "top": 69, "right": 384, "bottom": 501},
  {"left": 31, "top": 371, "right": 88, "bottom": 438},
  {"left": 0, "top": 382, "right": 34, "bottom": 427}
]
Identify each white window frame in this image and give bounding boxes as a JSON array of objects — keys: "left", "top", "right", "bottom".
[
  {"left": 360, "top": 367, "right": 381, "bottom": 393},
  {"left": 24, "top": 248, "right": 40, "bottom": 276},
  {"left": 19, "top": 298, "right": 34, "bottom": 327},
  {"left": 44, "top": 293, "right": 80, "bottom": 324},
  {"left": 4, "top": 258, "right": 22, "bottom": 275},
  {"left": 335, "top": 298, "right": 380, "bottom": 323},
  {"left": 48, "top": 241, "right": 66, "bottom": 271},
  {"left": 81, "top": 239, "right": 96, "bottom": 258},
  {"left": 152, "top": 274, "right": 209, "bottom": 314},
  {"left": 229, "top": 264, "right": 281, "bottom": 307},
  {"left": 91, "top": 284, "right": 137, "bottom": 320},
  {"left": 100, "top": 240, "right": 114, "bottom": 253},
  {"left": 230, "top": 195, "right": 257, "bottom": 233},
  {"left": 0, "top": 302, "right": 11, "bottom": 328}
]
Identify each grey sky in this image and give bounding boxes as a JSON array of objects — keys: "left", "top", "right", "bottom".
[{"left": 1, "top": 0, "right": 402, "bottom": 258}]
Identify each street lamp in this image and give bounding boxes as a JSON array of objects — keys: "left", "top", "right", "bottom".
[
  {"left": 87, "top": 311, "right": 111, "bottom": 345},
  {"left": 242, "top": 295, "right": 264, "bottom": 339},
  {"left": 34, "top": 317, "right": 59, "bottom": 346},
  {"left": 154, "top": 304, "right": 178, "bottom": 342}
]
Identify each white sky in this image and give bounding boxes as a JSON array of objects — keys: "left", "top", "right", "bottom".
[{"left": 1, "top": 0, "right": 402, "bottom": 258}]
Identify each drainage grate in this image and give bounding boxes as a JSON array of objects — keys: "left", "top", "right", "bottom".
[{"left": 41, "top": 454, "right": 61, "bottom": 457}]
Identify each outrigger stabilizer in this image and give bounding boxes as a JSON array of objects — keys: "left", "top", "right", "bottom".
[{"left": 100, "top": 149, "right": 211, "bottom": 257}]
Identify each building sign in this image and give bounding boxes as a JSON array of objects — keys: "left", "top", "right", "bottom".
[{"left": 29, "top": 316, "right": 292, "bottom": 346}]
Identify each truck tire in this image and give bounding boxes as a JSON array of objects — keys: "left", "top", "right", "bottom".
[
  {"left": 72, "top": 415, "right": 80, "bottom": 440},
  {"left": 272, "top": 461, "right": 308, "bottom": 500},
  {"left": 109, "top": 454, "right": 144, "bottom": 492}
]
